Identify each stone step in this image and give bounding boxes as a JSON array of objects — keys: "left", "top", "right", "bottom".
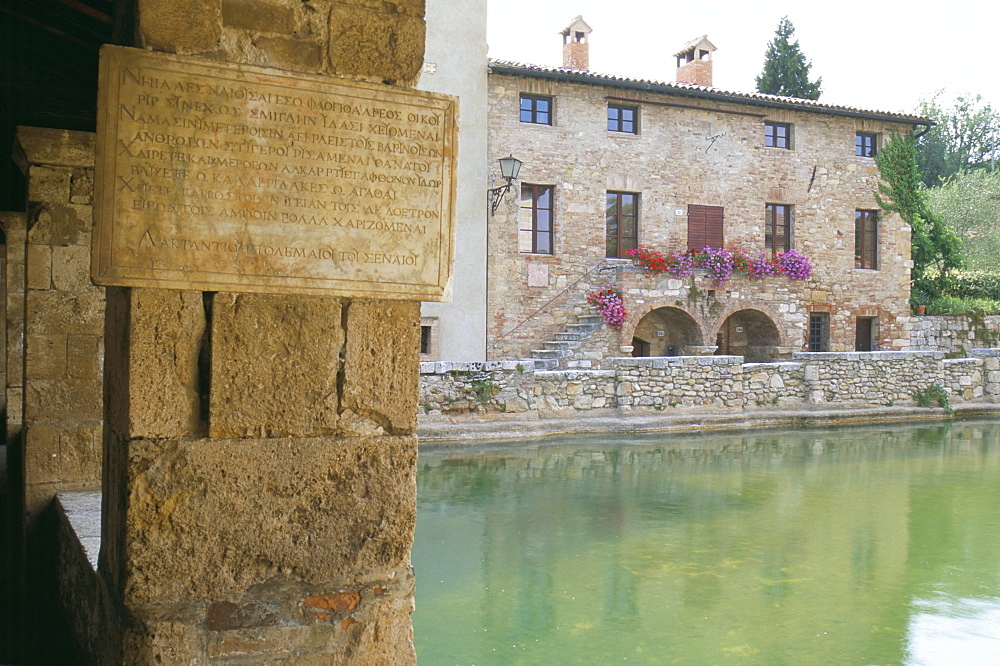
[
  {"left": 530, "top": 348, "right": 566, "bottom": 359},
  {"left": 554, "top": 331, "right": 589, "bottom": 341},
  {"left": 544, "top": 340, "right": 581, "bottom": 351},
  {"left": 578, "top": 314, "right": 605, "bottom": 325},
  {"left": 566, "top": 323, "right": 603, "bottom": 334},
  {"left": 525, "top": 357, "right": 559, "bottom": 370}
]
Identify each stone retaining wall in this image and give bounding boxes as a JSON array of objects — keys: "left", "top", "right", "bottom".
[
  {"left": 907, "top": 315, "right": 1000, "bottom": 355},
  {"left": 420, "top": 350, "right": 1000, "bottom": 417}
]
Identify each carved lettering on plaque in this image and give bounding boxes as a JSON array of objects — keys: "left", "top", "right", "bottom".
[{"left": 93, "top": 45, "right": 457, "bottom": 300}]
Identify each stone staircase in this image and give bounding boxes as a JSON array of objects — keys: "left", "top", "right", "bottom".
[{"left": 526, "top": 313, "right": 606, "bottom": 369}]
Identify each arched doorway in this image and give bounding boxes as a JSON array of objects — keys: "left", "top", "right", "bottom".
[
  {"left": 631, "top": 307, "right": 702, "bottom": 357},
  {"left": 715, "top": 309, "right": 781, "bottom": 362}
]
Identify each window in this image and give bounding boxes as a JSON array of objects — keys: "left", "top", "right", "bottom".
[
  {"left": 809, "top": 313, "right": 829, "bottom": 352},
  {"left": 765, "top": 204, "right": 791, "bottom": 253},
  {"left": 519, "top": 94, "right": 552, "bottom": 125},
  {"left": 608, "top": 103, "right": 638, "bottom": 133},
  {"left": 606, "top": 191, "right": 638, "bottom": 258},
  {"left": 856, "top": 317, "right": 877, "bottom": 351},
  {"left": 856, "top": 132, "right": 877, "bottom": 157},
  {"left": 419, "top": 317, "right": 438, "bottom": 359},
  {"left": 519, "top": 184, "right": 553, "bottom": 254},
  {"left": 687, "top": 204, "right": 724, "bottom": 251},
  {"left": 855, "top": 209, "right": 878, "bottom": 269},
  {"left": 765, "top": 122, "right": 792, "bottom": 149}
]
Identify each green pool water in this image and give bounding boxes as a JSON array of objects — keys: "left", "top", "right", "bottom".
[{"left": 412, "top": 421, "right": 1000, "bottom": 665}]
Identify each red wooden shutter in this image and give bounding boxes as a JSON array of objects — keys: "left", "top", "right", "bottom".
[{"left": 688, "top": 205, "right": 724, "bottom": 251}]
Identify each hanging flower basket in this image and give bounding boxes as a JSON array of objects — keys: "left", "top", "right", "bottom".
[{"left": 587, "top": 286, "right": 627, "bottom": 329}]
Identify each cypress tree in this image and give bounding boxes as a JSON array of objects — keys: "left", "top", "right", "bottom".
[{"left": 755, "top": 17, "right": 823, "bottom": 100}]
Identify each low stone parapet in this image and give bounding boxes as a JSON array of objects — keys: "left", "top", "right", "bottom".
[{"left": 420, "top": 349, "right": 1000, "bottom": 422}]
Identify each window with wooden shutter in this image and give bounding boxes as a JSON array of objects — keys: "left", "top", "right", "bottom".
[
  {"left": 765, "top": 203, "right": 791, "bottom": 254},
  {"left": 687, "top": 204, "right": 724, "bottom": 251},
  {"left": 606, "top": 191, "right": 639, "bottom": 258},
  {"left": 855, "top": 209, "right": 878, "bottom": 269}
]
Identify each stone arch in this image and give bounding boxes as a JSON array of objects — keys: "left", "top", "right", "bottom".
[
  {"left": 714, "top": 309, "right": 782, "bottom": 362},
  {"left": 629, "top": 306, "right": 704, "bottom": 357}
]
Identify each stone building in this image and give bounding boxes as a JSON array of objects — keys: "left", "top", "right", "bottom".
[{"left": 485, "top": 22, "right": 929, "bottom": 367}]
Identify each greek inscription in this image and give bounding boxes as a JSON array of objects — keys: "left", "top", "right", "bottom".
[{"left": 96, "top": 46, "right": 454, "bottom": 297}]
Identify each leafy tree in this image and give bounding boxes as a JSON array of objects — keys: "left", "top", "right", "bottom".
[
  {"left": 916, "top": 92, "right": 1000, "bottom": 186},
  {"left": 755, "top": 17, "right": 822, "bottom": 100},
  {"left": 874, "top": 133, "right": 962, "bottom": 298},
  {"left": 926, "top": 170, "right": 1000, "bottom": 270}
]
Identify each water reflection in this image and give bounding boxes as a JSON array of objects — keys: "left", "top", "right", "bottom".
[{"left": 413, "top": 422, "right": 1000, "bottom": 665}]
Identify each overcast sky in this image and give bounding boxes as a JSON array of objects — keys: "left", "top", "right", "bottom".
[{"left": 486, "top": 0, "right": 999, "bottom": 115}]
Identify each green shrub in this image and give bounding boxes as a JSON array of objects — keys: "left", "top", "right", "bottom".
[{"left": 913, "top": 384, "right": 952, "bottom": 412}]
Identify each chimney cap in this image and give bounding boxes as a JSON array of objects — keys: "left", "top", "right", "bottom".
[
  {"left": 560, "top": 15, "right": 593, "bottom": 37},
  {"left": 673, "top": 35, "right": 716, "bottom": 58}
]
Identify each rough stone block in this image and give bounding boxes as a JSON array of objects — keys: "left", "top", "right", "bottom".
[
  {"left": 26, "top": 202, "right": 93, "bottom": 247},
  {"left": 116, "top": 434, "right": 416, "bottom": 605},
  {"left": 107, "top": 288, "right": 205, "bottom": 439},
  {"left": 52, "top": 245, "right": 94, "bottom": 291},
  {"left": 26, "top": 244, "right": 52, "bottom": 290},
  {"left": 343, "top": 300, "right": 419, "bottom": 435},
  {"left": 67, "top": 334, "right": 102, "bottom": 381},
  {"left": 70, "top": 168, "right": 94, "bottom": 205},
  {"left": 328, "top": 7, "right": 424, "bottom": 84},
  {"left": 25, "top": 425, "right": 62, "bottom": 483},
  {"left": 209, "top": 292, "right": 341, "bottom": 439},
  {"left": 137, "top": 0, "right": 223, "bottom": 53},
  {"left": 57, "top": 423, "right": 102, "bottom": 483},
  {"left": 15, "top": 127, "right": 95, "bottom": 170},
  {"left": 222, "top": 0, "right": 296, "bottom": 34},
  {"left": 26, "top": 291, "right": 105, "bottom": 336},
  {"left": 25, "top": 333, "right": 67, "bottom": 380},
  {"left": 25, "top": 166, "right": 70, "bottom": 204},
  {"left": 253, "top": 35, "right": 323, "bottom": 71},
  {"left": 25, "top": 376, "right": 103, "bottom": 423}
]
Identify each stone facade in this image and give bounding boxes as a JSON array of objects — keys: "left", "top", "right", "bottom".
[{"left": 486, "top": 60, "right": 921, "bottom": 365}]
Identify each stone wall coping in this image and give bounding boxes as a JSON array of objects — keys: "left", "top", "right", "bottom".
[
  {"left": 609, "top": 355, "right": 743, "bottom": 368},
  {"left": 792, "top": 351, "right": 943, "bottom": 361},
  {"left": 14, "top": 126, "right": 96, "bottom": 171},
  {"left": 943, "top": 357, "right": 983, "bottom": 366},
  {"left": 744, "top": 362, "right": 804, "bottom": 371},
  {"left": 534, "top": 369, "right": 616, "bottom": 380},
  {"left": 973, "top": 348, "right": 1000, "bottom": 357},
  {"left": 56, "top": 490, "right": 102, "bottom": 570},
  {"left": 420, "top": 360, "right": 534, "bottom": 374}
]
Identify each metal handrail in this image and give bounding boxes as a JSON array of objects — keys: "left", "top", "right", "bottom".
[{"left": 488, "top": 259, "right": 624, "bottom": 349}]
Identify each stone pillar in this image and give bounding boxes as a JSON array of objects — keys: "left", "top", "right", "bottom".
[
  {"left": 1, "top": 210, "right": 25, "bottom": 450},
  {"left": 13, "top": 127, "right": 104, "bottom": 528},
  {"left": 102, "top": 291, "right": 419, "bottom": 660},
  {"left": 96, "top": 0, "right": 429, "bottom": 661}
]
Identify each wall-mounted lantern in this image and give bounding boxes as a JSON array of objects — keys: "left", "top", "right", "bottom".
[{"left": 487, "top": 154, "right": 523, "bottom": 215}]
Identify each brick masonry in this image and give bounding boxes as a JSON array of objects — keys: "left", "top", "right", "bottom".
[{"left": 486, "top": 68, "right": 916, "bottom": 363}]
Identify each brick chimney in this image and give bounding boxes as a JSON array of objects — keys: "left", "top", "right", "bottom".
[
  {"left": 561, "top": 16, "right": 592, "bottom": 69},
  {"left": 674, "top": 36, "right": 716, "bottom": 86}
]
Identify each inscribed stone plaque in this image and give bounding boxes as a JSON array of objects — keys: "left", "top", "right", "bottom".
[{"left": 93, "top": 46, "right": 456, "bottom": 300}]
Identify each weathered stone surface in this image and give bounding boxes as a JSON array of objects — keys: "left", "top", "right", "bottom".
[
  {"left": 252, "top": 35, "right": 323, "bottom": 71},
  {"left": 222, "top": 0, "right": 296, "bottom": 34},
  {"left": 28, "top": 203, "right": 93, "bottom": 247},
  {"left": 15, "top": 126, "right": 96, "bottom": 170},
  {"left": 328, "top": 6, "right": 425, "bottom": 84},
  {"left": 25, "top": 245, "right": 52, "bottom": 290},
  {"left": 135, "top": 0, "right": 223, "bottom": 53},
  {"left": 209, "top": 292, "right": 341, "bottom": 438},
  {"left": 93, "top": 46, "right": 456, "bottom": 300},
  {"left": 343, "top": 300, "right": 420, "bottom": 434},
  {"left": 105, "top": 288, "right": 205, "bottom": 440},
  {"left": 117, "top": 434, "right": 416, "bottom": 605},
  {"left": 25, "top": 291, "right": 104, "bottom": 335}
]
